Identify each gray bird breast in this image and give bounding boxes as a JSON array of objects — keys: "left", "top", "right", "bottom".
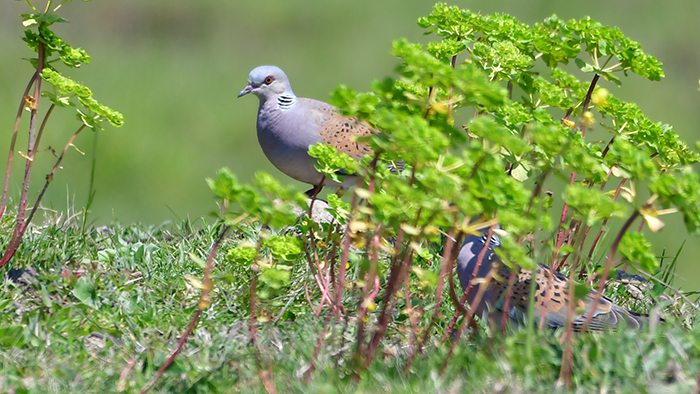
[
  {"left": 457, "top": 235, "right": 498, "bottom": 318},
  {"left": 256, "top": 100, "right": 326, "bottom": 186}
]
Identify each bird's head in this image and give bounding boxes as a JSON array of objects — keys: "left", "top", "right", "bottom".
[{"left": 237, "top": 65, "right": 295, "bottom": 101}]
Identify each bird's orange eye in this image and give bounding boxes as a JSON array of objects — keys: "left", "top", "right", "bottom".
[{"left": 264, "top": 76, "right": 274, "bottom": 84}]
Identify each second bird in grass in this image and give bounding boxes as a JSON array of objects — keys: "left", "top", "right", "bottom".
[
  {"left": 238, "top": 65, "right": 377, "bottom": 196},
  {"left": 457, "top": 226, "right": 652, "bottom": 331}
]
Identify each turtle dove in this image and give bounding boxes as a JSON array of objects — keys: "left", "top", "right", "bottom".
[
  {"left": 238, "top": 65, "right": 381, "bottom": 196},
  {"left": 457, "top": 226, "right": 651, "bottom": 331}
]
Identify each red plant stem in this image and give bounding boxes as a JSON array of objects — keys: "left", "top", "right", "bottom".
[
  {"left": 364, "top": 212, "right": 426, "bottom": 371},
  {"left": 443, "top": 255, "right": 474, "bottom": 342},
  {"left": 580, "top": 178, "right": 627, "bottom": 280},
  {"left": 337, "top": 153, "right": 378, "bottom": 317},
  {"left": 554, "top": 73, "right": 601, "bottom": 266},
  {"left": 581, "top": 210, "right": 639, "bottom": 332},
  {"left": 139, "top": 310, "right": 202, "bottom": 394},
  {"left": 444, "top": 232, "right": 469, "bottom": 318},
  {"left": 0, "top": 73, "right": 38, "bottom": 220},
  {"left": 440, "top": 267, "right": 496, "bottom": 375},
  {"left": 0, "top": 123, "right": 85, "bottom": 268},
  {"left": 442, "top": 289, "right": 470, "bottom": 342},
  {"left": 556, "top": 220, "right": 581, "bottom": 270},
  {"left": 441, "top": 223, "right": 495, "bottom": 341},
  {"left": 303, "top": 281, "right": 314, "bottom": 311},
  {"left": 117, "top": 356, "right": 137, "bottom": 392},
  {"left": 574, "top": 224, "right": 590, "bottom": 277},
  {"left": 419, "top": 232, "right": 470, "bottom": 374},
  {"left": 554, "top": 172, "right": 576, "bottom": 262},
  {"left": 526, "top": 171, "right": 547, "bottom": 215},
  {"left": 365, "top": 172, "right": 422, "bottom": 364},
  {"left": 362, "top": 260, "right": 405, "bottom": 370},
  {"left": 139, "top": 225, "right": 229, "bottom": 394},
  {"left": 448, "top": 55, "right": 457, "bottom": 118},
  {"left": 302, "top": 236, "right": 333, "bottom": 315},
  {"left": 32, "top": 103, "right": 55, "bottom": 159},
  {"left": 16, "top": 41, "right": 44, "bottom": 227},
  {"left": 367, "top": 233, "right": 436, "bottom": 373},
  {"left": 23, "top": 121, "right": 82, "bottom": 224},
  {"left": 0, "top": 40, "right": 44, "bottom": 266},
  {"left": 335, "top": 191, "right": 358, "bottom": 311},
  {"left": 559, "top": 283, "right": 575, "bottom": 386},
  {"left": 354, "top": 222, "right": 382, "bottom": 359},
  {"left": 320, "top": 220, "right": 336, "bottom": 273},
  {"left": 303, "top": 310, "right": 334, "bottom": 383},
  {"left": 578, "top": 74, "right": 600, "bottom": 139},
  {"left": 352, "top": 154, "right": 381, "bottom": 361},
  {"left": 416, "top": 224, "right": 459, "bottom": 353},
  {"left": 559, "top": 223, "right": 585, "bottom": 388},
  {"left": 403, "top": 271, "right": 419, "bottom": 359},
  {"left": 600, "top": 136, "right": 615, "bottom": 160},
  {"left": 500, "top": 271, "right": 518, "bottom": 333},
  {"left": 424, "top": 87, "right": 434, "bottom": 119},
  {"left": 325, "top": 232, "right": 340, "bottom": 315},
  {"left": 305, "top": 176, "right": 335, "bottom": 315},
  {"left": 538, "top": 264, "right": 557, "bottom": 330}
]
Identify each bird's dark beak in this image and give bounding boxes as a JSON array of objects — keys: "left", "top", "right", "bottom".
[{"left": 237, "top": 85, "right": 253, "bottom": 98}]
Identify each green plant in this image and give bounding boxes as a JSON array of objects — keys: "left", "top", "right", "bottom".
[
  {"left": 206, "top": 3, "right": 700, "bottom": 392},
  {"left": 0, "top": 0, "right": 123, "bottom": 268}
]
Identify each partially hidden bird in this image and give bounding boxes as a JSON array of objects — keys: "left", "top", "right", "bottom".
[
  {"left": 456, "top": 225, "right": 652, "bottom": 331},
  {"left": 238, "top": 65, "right": 380, "bottom": 196}
]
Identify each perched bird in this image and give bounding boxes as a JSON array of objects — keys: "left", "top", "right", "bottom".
[
  {"left": 456, "top": 226, "right": 651, "bottom": 331},
  {"left": 238, "top": 65, "right": 379, "bottom": 196}
]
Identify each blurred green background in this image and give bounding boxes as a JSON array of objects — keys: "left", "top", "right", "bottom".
[{"left": 1, "top": 0, "right": 699, "bottom": 289}]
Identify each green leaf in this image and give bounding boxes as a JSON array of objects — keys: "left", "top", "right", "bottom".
[
  {"left": 0, "top": 326, "right": 26, "bottom": 347},
  {"left": 619, "top": 232, "right": 658, "bottom": 272},
  {"left": 41, "top": 91, "right": 73, "bottom": 107},
  {"left": 563, "top": 184, "right": 627, "bottom": 226},
  {"left": 574, "top": 58, "right": 596, "bottom": 73},
  {"left": 227, "top": 245, "right": 258, "bottom": 265},
  {"left": 72, "top": 276, "right": 101, "bottom": 309},
  {"left": 207, "top": 167, "right": 242, "bottom": 201},
  {"left": 260, "top": 267, "right": 291, "bottom": 290},
  {"left": 134, "top": 244, "right": 145, "bottom": 261},
  {"left": 572, "top": 282, "right": 590, "bottom": 304},
  {"left": 468, "top": 116, "right": 530, "bottom": 156},
  {"left": 40, "top": 284, "right": 53, "bottom": 308},
  {"left": 495, "top": 232, "right": 535, "bottom": 270},
  {"left": 308, "top": 143, "right": 361, "bottom": 184},
  {"left": 78, "top": 96, "right": 124, "bottom": 127},
  {"left": 262, "top": 235, "right": 303, "bottom": 261},
  {"left": 21, "top": 13, "right": 68, "bottom": 25},
  {"left": 41, "top": 68, "right": 92, "bottom": 97}
]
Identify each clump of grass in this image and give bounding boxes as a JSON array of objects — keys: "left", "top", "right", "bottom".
[{"left": 0, "top": 216, "right": 697, "bottom": 393}]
